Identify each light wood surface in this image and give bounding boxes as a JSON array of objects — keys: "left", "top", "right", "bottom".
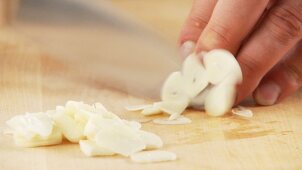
[{"left": 1, "top": 1, "right": 302, "bottom": 170}]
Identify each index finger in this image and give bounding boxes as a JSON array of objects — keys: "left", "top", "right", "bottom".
[{"left": 196, "top": 0, "right": 269, "bottom": 54}]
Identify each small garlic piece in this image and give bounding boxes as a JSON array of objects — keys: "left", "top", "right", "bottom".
[
  {"left": 130, "top": 150, "right": 177, "bottom": 163},
  {"left": 79, "top": 140, "right": 115, "bottom": 156},
  {"left": 138, "top": 130, "right": 163, "bottom": 149},
  {"left": 232, "top": 106, "right": 253, "bottom": 118}
]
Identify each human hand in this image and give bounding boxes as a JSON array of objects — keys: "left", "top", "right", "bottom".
[{"left": 179, "top": 0, "right": 302, "bottom": 105}]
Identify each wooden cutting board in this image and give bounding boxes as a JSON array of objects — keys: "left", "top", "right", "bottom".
[{"left": 1, "top": 1, "right": 302, "bottom": 169}]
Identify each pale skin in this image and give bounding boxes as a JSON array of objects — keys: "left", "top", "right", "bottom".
[{"left": 179, "top": 0, "right": 302, "bottom": 106}]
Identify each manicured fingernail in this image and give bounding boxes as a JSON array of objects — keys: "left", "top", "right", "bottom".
[
  {"left": 255, "top": 81, "right": 281, "bottom": 106},
  {"left": 180, "top": 41, "right": 195, "bottom": 59}
]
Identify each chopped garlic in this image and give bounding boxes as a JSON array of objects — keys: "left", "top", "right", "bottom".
[
  {"left": 79, "top": 140, "right": 115, "bottom": 156},
  {"left": 232, "top": 106, "right": 253, "bottom": 118},
  {"left": 6, "top": 101, "right": 173, "bottom": 161},
  {"left": 130, "top": 150, "right": 177, "bottom": 163},
  {"left": 6, "top": 113, "right": 54, "bottom": 139},
  {"left": 138, "top": 130, "right": 163, "bottom": 149},
  {"left": 94, "top": 119, "right": 146, "bottom": 157}
]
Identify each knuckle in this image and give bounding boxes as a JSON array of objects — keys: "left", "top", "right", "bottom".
[
  {"left": 283, "top": 62, "right": 302, "bottom": 86},
  {"left": 238, "top": 54, "right": 265, "bottom": 78},
  {"left": 189, "top": 12, "right": 208, "bottom": 29},
  {"left": 268, "top": 4, "right": 302, "bottom": 45},
  {"left": 207, "top": 23, "right": 232, "bottom": 47}
]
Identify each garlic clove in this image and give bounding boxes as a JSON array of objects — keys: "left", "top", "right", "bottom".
[
  {"left": 189, "top": 86, "right": 212, "bottom": 108},
  {"left": 161, "top": 71, "right": 187, "bottom": 102},
  {"left": 203, "top": 49, "right": 242, "bottom": 85},
  {"left": 182, "top": 53, "right": 208, "bottom": 98},
  {"left": 204, "top": 77, "right": 237, "bottom": 116}
]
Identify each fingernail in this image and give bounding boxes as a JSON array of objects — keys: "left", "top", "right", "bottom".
[
  {"left": 255, "top": 81, "right": 281, "bottom": 106},
  {"left": 180, "top": 41, "right": 195, "bottom": 59}
]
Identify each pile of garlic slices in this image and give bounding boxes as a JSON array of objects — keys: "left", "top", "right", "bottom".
[
  {"left": 127, "top": 49, "right": 243, "bottom": 119},
  {"left": 6, "top": 101, "right": 176, "bottom": 163}
]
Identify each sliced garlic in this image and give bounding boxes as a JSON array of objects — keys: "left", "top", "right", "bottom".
[
  {"left": 123, "top": 120, "right": 142, "bottom": 130},
  {"left": 125, "top": 104, "right": 152, "bottom": 111},
  {"left": 153, "top": 116, "right": 192, "bottom": 125},
  {"left": 161, "top": 71, "right": 187, "bottom": 102},
  {"left": 94, "top": 119, "right": 146, "bottom": 156},
  {"left": 13, "top": 127, "right": 62, "bottom": 147},
  {"left": 156, "top": 100, "right": 189, "bottom": 120},
  {"left": 79, "top": 140, "right": 115, "bottom": 156},
  {"left": 130, "top": 150, "right": 177, "bottom": 163},
  {"left": 51, "top": 111, "right": 85, "bottom": 143},
  {"left": 232, "top": 106, "right": 253, "bottom": 118},
  {"left": 182, "top": 53, "right": 208, "bottom": 98},
  {"left": 141, "top": 103, "right": 162, "bottom": 116},
  {"left": 6, "top": 112, "right": 54, "bottom": 140},
  {"left": 138, "top": 130, "right": 163, "bottom": 149},
  {"left": 203, "top": 49, "right": 242, "bottom": 85}
]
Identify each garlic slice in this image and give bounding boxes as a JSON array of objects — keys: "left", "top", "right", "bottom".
[
  {"left": 232, "top": 106, "right": 253, "bottom": 118},
  {"left": 156, "top": 100, "right": 189, "bottom": 120},
  {"left": 6, "top": 113, "right": 54, "bottom": 140},
  {"left": 130, "top": 150, "right": 177, "bottom": 163},
  {"left": 141, "top": 103, "right": 162, "bottom": 116},
  {"left": 125, "top": 104, "right": 152, "bottom": 111},
  {"left": 161, "top": 71, "right": 187, "bottom": 102},
  {"left": 138, "top": 130, "right": 163, "bottom": 149},
  {"left": 51, "top": 111, "right": 85, "bottom": 143},
  {"left": 79, "top": 140, "right": 115, "bottom": 156},
  {"left": 182, "top": 53, "right": 208, "bottom": 98},
  {"left": 94, "top": 119, "right": 146, "bottom": 156},
  {"left": 13, "top": 127, "right": 62, "bottom": 147},
  {"left": 153, "top": 116, "right": 192, "bottom": 125},
  {"left": 123, "top": 120, "right": 142, "bottom": 130}
]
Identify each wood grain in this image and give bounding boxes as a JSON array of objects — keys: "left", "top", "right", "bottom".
[{"left": 1, "top": 1, "right": 302, "bottom": 169}]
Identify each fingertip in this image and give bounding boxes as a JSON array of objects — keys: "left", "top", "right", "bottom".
[
  {"left": 179, "top": 41, "right": 196, "bottom": 59},
  {"left": 253, "top": 81, "right": 281, "bottom": 106}
]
